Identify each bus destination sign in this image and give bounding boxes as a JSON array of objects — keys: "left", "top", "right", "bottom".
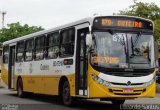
[
  {"left": 101, "top": 19, "right": 143, "bottom": 28},
  {"left": 93, "top": 16, "right": 153, "bottom": 30}
]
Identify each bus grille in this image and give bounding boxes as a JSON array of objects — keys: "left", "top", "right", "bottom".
[
  {"left": 114, "top": 93, "right": 141, "bottom": 95},
  {"left": 111, "top": 82, "right": 144, "bottom": 86},
  {"left": 109, "top": 88, "right": 146, "bottom": 96}
]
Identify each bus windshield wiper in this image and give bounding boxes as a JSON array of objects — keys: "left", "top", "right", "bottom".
[
  {"left": 113, "top": 33, "right": 127, "bottom": 55},
  {"left": 132, "top": 32, "right": 142, "bottom": 47},
  {"left": 131, "top": 32, "right": 142, "bottom": 55}
]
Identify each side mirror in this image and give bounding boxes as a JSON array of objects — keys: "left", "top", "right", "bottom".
[{"left": 86, "top": 34, "right": 92, "bottom": 48}]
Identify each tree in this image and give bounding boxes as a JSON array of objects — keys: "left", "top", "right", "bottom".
[
  {"left": 0, "top": 22, "right": 44, "bottom": 43},
  {"left": 115, "top": 0, "right": 160, "bottom": 40}
]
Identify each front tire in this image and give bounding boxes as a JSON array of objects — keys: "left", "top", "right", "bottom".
[{"left": 62, "top": 80, "right": 73, "bottom": 106}]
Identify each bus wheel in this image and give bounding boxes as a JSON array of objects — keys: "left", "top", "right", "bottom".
[
  {"left": 111, "top": 99, "right": 125, "bottom": 105},
  {"left": 62, "top": 80, "right": 73, "bottom": 106},
  {"left": 17, "top": 78, "right": 24, "bottom": 98}
]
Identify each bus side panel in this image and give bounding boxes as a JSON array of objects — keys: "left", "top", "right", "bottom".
[
  {"left": 43, "top": 74, "right": 75, "bottom": 96},
  {"left": 44, "top": 75, "right": 60, "bottom": 95},
  {"left": 14, "top": 74, "right": 76, "bottom": 96},
  {"left": 32, "top": 75, "right": 44, "bottom": 93},
  {"left": 1, "top": 64, "right": 9, "bottom": 86}
]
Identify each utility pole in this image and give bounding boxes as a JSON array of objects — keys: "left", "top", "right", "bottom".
[{"left": 0, "top": 11, "right": 7, "bottom": 28}]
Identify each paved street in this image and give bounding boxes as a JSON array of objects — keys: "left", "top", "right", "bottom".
[{"left": 0, "top": 84, "right": 160, "bottom": 110}]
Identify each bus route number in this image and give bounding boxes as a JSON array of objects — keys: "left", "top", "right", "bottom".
[{"left": 113, "top": 34, "right": 125, "bottom": 42}]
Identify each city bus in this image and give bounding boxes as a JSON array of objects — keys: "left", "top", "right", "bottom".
[{"left": 1, "top": 15, "right": 156, "bottom": 105}]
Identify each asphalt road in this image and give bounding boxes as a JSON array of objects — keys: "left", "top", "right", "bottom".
[{"left": 0, "top": 84, "right": 160, "bottom": 110}]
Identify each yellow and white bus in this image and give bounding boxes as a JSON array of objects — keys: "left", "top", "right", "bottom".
[{"left": 1, "top": 15, "right": 156, "bottom": 105}]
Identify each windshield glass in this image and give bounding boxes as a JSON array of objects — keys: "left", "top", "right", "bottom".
[{"left": 91, "top": 32, "right": 155, "bottom": 69}]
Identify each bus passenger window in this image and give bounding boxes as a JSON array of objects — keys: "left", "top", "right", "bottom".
[
  {"left": 35, "top": 36, "right": 45, "bottom": 60},
  {"left": 25, "top": 39, "right": 34, "bottom": 61},
  {"left": 16, "top": 41, "right": 24, "bottom": 62},
  {"left": 3, "top": 46, "right": 9, "bottom": 63},
  {"left": 47, "top": 32, "right": 59, "bottom": 59},
  {"left": 60, "top": 28, "right": 75, "bottom": 57}
]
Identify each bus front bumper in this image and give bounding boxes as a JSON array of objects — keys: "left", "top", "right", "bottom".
[{"left": 88, "top": 81, "right": 156, "bottom": 99}]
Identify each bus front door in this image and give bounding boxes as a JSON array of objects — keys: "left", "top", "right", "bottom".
[
  {"left": 76, "top": 27, "right": 89, "bottom": 96},
  {"left": 8, "top": 46, "right": 15, "bottom": 89}
]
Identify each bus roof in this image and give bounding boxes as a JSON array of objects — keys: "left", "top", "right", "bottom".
[
  {"left": 3, "top": 17, "right": 93, "bottom": 45},
  {"left": 3, "top": 15, "right": 153, "bottom": 46}
]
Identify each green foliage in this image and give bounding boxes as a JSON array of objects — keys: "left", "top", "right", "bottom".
[
  {"left": 154, "top": 20, "right": 160, "bottom": 40},
  {"left": 116, "top": 0, "right": 160, "bottom": 40},
  {"left": 0, "top": 22, "right": 44, "bottom": 43}
]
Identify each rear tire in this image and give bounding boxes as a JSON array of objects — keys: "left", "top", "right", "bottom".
[
  {"left": 62, "top": 80, "right": 73, "bottom": 106},
  {"left": 17, "top": 78, "right": 25, "bottom": 98}
]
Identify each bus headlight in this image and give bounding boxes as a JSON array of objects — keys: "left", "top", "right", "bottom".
[
  {"left": 143, "top": 78, "right": 155, "bottom": 87},
  {"left": 91, "top": 74, "right": 110, "bottom": 86}
]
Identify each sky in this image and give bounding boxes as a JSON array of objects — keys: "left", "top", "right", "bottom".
[{"left": 0, "top": 0, "right": 160, "bottom": 29}]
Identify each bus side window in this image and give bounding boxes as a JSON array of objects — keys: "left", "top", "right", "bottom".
[
  {"left": 24, "top": 39, "right": 34, "bottom": 61},
  {"left": 35, "top": 35, "right": 45, "bottom": 60},
  {"left": 16, "top": 41, "right": 24, "bottom": 62},
  {"left": 46, "top": 32, "right": 59, "bottom": 59},
  {"left": 60, "top": 28, "right": 75, "bottom": 57},
  {"left": 3, "top": 46, "right": 9, "bottom": 63}
]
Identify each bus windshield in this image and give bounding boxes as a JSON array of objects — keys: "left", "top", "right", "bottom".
[{"left": 91, "top": 31, "right": 155, "bottom": 69}]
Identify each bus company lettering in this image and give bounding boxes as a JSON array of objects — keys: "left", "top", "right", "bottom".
[
  {"left": 53, "top": 61, "right": 64, "bottom": 66},
  {"left": 40, "top": 64, "right": 49, "bottom": 70}
]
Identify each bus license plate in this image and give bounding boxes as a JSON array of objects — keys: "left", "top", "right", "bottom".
[{"left": 123, "top": 88, "right": 133, "bottom": 93}]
